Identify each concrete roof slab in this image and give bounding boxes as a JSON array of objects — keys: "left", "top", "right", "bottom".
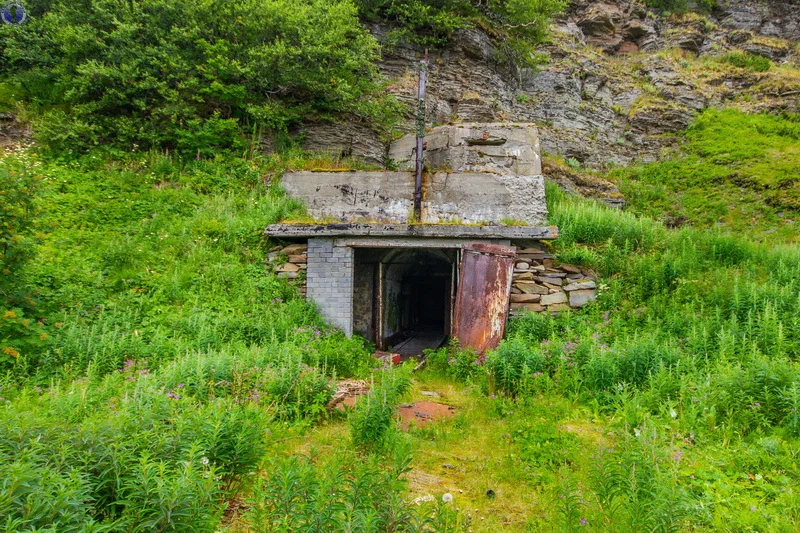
[{"left": 265, "top": 223, "right": 559, "bottom": 240}]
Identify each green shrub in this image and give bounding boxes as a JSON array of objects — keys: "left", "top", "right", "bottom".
[
  {"left": 643, "top": 0, "right": 715, "bottom": 14},
  {"left": 586, "top": 429, "right": 701, "bottom": 531},
  {"left": 720, "top": 51, "right": 773, "bottom": 72},
  {"left": 510, "top": 419, "right": 580, "bottom": 470},
  {"left": 0, "top": 373, "right": 263, "bottom": 531},
  {"left": 0, "top": 148, "right": 39, "bottom": 286},
  {"left": 349, "top": 367, "right": 411, "bottom": 452},
  {"left": 246, "top": 446, "right": 466, "bottom": 531},
  {"left": 1, "top": 0, "right": 394, "bottom": 154},
  {"left": 424, "top": 341, "right": 486, "bottom": 382},
  {"left": 486, "top": 337, "right": 547, "bottom": 397},
  {"left": 357, "top": 0, "right": 565, "bottom": 65},
  {"left": 615, "top": 338, "right": 680, "bottom": 387}
]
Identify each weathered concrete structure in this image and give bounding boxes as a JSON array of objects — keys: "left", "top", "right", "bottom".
[
  {"left": 281, "top": 123, "right": 547, "bottom": 225},
  {"left": 267, "top": 123, "right": 597, "bottom": 354}
]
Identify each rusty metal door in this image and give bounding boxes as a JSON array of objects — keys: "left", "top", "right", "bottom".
[{"left": 452, "top": 243, "right": 516, "bottom": 353}]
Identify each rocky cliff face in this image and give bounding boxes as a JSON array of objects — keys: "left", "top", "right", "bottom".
[{"left": 289, "top": 0, "right": 798, "bottom": 204}]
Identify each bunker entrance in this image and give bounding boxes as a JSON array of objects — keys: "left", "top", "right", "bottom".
[{"left": 353, "top": 247, "right": 456, "bottom": 356}]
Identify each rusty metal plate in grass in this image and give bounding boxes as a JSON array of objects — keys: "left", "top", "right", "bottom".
[{"left": 452, "top": 243, "right": 515, "bottom": 353}]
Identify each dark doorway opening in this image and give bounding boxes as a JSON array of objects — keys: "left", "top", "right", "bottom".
[{"left": 352, "top": 247, "right": 457, "bottom": 356}]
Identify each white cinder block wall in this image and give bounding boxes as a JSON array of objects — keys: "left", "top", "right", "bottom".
[{"left": 306, "top": 238, "right": 354, "bottom": 335}]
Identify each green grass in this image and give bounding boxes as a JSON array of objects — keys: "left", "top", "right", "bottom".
[
  {"left": 613, "top": 109, "right": 800, "bottom": 242},
  {"left": 719, "top": 51, "right": 773, "bottom": 73}
]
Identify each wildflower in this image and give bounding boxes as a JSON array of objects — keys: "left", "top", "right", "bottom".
[
  {"left": 39, "top": 333, "right": 48, "bottom": 341},
  {"left": 2, "top": 311, "right": 16, "bottom": 320},
  {"left": 2, "top": 347, "right": 20, "bottom": 358},
  {"left": 201, "top": 456, "right": 210, "bottom": 466},
  {"left": 580, "top": 518, "right": 588, "bottom": 525},
  {"left": 442, "top": 493, "right": 453, "bottom": 503}
]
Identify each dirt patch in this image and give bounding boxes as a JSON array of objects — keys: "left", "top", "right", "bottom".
[{"left": 398, "top": 401, "right": 456, "bottom": 430}]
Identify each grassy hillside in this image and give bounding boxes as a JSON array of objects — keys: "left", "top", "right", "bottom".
[
  {"left": 613, "top": 109, "right": 800, "bottom": 242},
  {"left": 1, "top": 2, "right": 799, "bottom": 530},
  {"left": 2, "top": 141, "right": 799, "bottom": 531}
]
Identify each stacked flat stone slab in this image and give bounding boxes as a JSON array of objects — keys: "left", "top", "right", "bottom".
[
  {"left": 509, "top": 242, "right": 597, "bottom": 314},
  {"left": 305, "top": 238, "right": 354, "bottom": 335},
  {"left": 279, "top": 123, "right": 547, "bottom": 225},
  {"left": 266, "top": 243, "right": 308, "bottom": 298}
]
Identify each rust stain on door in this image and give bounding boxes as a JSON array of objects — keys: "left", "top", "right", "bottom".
[{"left": 452, "top": 243, "right": 515, "bottom": 353}]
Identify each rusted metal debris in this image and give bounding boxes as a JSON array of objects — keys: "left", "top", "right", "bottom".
[
  {"left": 398, "top": 401, "right": 456, "bottom": 430},
  {"left": 452, "top": 243, "right": 516, "bottom": 353}
]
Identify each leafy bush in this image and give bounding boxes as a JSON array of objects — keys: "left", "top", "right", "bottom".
[
  {"left": 0, "top": 371, "right": 267, "bottom": 531},
  {"left": 586, "top": 429, "right": 701, "bottom": 531},
  {"left": 1, "top": 0, "right": 394, "bottom": 154},
  {"left": 424, "top": 341, "right": 486, "bottom": 382},
  {"left": 486, "top": 337, "right": 547, "bottom": 397},
  {"left": 510, "top": 419, "right": 579, "bottom": 470},
  {"left": 0, "top": 147, "right": 40, "bottom": 298},
  {"left": 357, "top": 0, "right": 566, "bottom": 66}
]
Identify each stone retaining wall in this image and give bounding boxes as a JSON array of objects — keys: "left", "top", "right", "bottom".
[{"left": 508, "top": 242, "right": 597, "bottom": 314}]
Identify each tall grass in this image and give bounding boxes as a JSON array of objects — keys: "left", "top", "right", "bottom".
[
  {"left": 446, "top": 184, "right": 800, "bottom": 530},
  {"left": 0, "top": 148, "right": 379, "bottom": 531}
]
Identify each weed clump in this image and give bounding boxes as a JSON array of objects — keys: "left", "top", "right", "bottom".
[{"left": 349, "top": 367, "right": 412, "bottom": 452}]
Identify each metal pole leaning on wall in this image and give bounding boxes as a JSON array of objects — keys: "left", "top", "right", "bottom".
[{"left": 414, "top": 50, "right": 428, "bottom": 221}]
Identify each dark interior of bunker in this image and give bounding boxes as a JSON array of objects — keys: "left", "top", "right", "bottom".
[{"left": 353, "top": 247, "right": 457, "bottom": 356}]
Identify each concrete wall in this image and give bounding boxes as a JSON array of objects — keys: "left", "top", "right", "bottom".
[
  {"left": 388, "top": 123, "right": 543, "bottom": 176},
  {"left": 306, "top": 238, "right": 354, "bottom": 335},
  {"left": 280, "top": 171, "right": 546, "bottom": 224},
  {"left": 281, "top": 171, "right": 412, "bottom": 223},
  {"left": 279, "top": 122, "right": 547, "bottom": 225}
]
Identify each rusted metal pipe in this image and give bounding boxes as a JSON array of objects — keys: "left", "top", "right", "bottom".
[{"left": 414, "top": 50, "right": 428, "bottom": 221}]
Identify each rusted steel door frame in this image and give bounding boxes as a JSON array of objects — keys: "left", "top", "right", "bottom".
[{"left": 452, "top": 243, "right": 516, "bottom": 353}]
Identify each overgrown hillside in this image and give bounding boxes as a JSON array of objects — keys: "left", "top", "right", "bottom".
[{"left": 1, "top": 0, "right": 800, "bottom": 532}]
